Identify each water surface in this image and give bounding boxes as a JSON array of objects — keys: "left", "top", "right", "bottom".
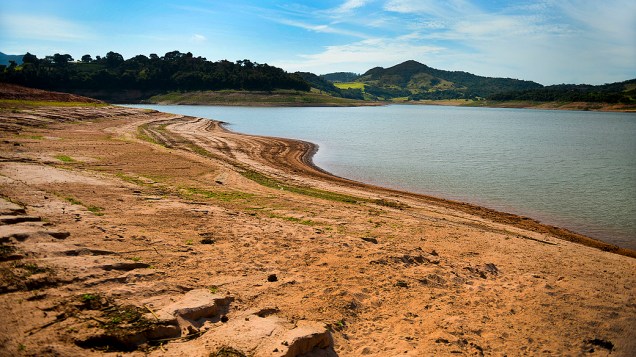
[{"left": 126, "top": 104, "right": 636, "bottom": 249}]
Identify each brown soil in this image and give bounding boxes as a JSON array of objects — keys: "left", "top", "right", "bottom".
[
  {"left": 0, "top": 83, "right": 103, "bottom": 103},
  {"left": 1, "top": 97, "right": 635, "bottom": 356}
]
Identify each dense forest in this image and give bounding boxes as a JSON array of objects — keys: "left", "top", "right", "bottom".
[
  {"left": 487, "top": 80, "right": 636, "bottom": 103},
  {"left": 0, "top": 51, "right": 310, "bottom": 98}
]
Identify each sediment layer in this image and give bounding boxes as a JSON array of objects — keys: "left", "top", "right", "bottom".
[{"left": 1, "top": 104, "right": 634, "bottom": 356}]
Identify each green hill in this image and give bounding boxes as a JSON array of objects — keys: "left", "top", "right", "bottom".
[{"left": 333, "top": 60, "right": 543, "bottom": 100}]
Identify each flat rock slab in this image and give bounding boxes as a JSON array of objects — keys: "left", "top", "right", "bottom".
[
  {"left": 0, "top": 199, "right": 26, "bottom": 215},
  {"left": 153, "top": 289, "right": 233, "bottom": 325},
  {"left": 203, "top": 314, "right": 335, "bottom": 357},
  {"left": 0, "top": 215, "right": 41, "bottom": 225}
]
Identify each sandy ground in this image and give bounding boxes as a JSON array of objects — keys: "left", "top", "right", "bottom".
[{"left": 0, "top": 101, "right": 635, "bottom": 356}]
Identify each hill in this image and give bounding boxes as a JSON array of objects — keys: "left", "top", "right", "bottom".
[
  {"left": 325, "top": 60, "right": 543, "bottom": 100},
  {"left": 0, "top": 51, "right": 310, "bottom": 102},
  {"left": 488, "top": 79, "right": 636, "bottom": 104},
  {"left": 0, "top": 52, "right": 23, "bottom": 66},
  {"left": 319, "top": 72, "right": 359, "bottom": 82}
]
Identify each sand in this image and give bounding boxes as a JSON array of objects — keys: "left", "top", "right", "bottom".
[{"left": 0, "top": 103, "right": 635, "bottom": 356}]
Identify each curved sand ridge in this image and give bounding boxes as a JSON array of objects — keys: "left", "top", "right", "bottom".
[
  {"left": 0, "top": 105, "right": 635, "bottom": 356},
  {"left": 168, "top": 116, "right": 635, "bottom": 258}
]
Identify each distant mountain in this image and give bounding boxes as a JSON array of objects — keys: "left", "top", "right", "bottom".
[
  {"left": 0, "top": 52, "right": 23, "bottom": 66},
  {"left": 324, "top": 60, "right": 543, "bottom": 100}
]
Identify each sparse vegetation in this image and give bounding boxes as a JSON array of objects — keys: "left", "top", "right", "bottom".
[
  {"left": 240, "top": 170, "right": 361, "bottom": 204},
  {"left": 64, "top": 196, "right": 105, "bottom": 215},
  {"left": 182, "top": 187, "right": 254, "bottom": 202},
  {"left": 55, "top": 154, "right": 75, "bottom": 163},
  {"left": 210, "top": 346, "right": 247, "bottom": 357}
]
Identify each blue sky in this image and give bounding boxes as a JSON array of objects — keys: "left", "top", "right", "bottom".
[{"left": 1, "top": 0, "right": 634, "bottom": 85}]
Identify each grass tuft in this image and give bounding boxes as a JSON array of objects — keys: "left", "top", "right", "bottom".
[
  {"left": 55, "top": 154, "right": 75, "bottom": 163},
  {"left": 240, "top": 170, "right": 361, "bottom": 204}
]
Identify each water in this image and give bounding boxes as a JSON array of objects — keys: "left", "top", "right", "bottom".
[{"left": 126, "top": 104, "right": 636, "bottom": 249}]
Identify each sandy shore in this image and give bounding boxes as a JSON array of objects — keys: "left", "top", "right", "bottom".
[{"left": 1, "top": 103, "right": 635, "bottom": 356}]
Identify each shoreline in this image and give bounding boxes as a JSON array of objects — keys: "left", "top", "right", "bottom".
[
  {"left": 2, "top": 103, "right": 635, "bottom": 355},
  {"left": 214, "top": 120, "right": 635, "bottom": 258}
]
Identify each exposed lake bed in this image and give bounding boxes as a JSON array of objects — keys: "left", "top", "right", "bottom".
[{"left": 128, "top": 104, "right": 636, "bottom": 249}]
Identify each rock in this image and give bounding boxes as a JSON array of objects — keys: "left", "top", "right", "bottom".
[
  {"left": 0, "top": 199, "right": 26, "bottom": 215},
  {"left": 268, "top": 274, "right": 278, "bottom": 282},
  {"left": 48, "top": 231, "right": 70, "bottom": 239},
  {"left": 484, "top": 263, "right": 499, "bottom": 275},
  {"left": 100, "top": 262, "right": 150, "bottom": 271},
  {"left": 266, "top": 320, "right": 335, "bottom": 357},
  {"left": 361, "top": 237, "right": 378, "bottom": 244},
  {"left": 153, "top": 289, "right": 233, "bottom": 328},
  {"left": 202, "top": 313, "right": 335, "bottom": 357},
  {"left": 0, "top": 215, "right": 41, "bottom": 224}
]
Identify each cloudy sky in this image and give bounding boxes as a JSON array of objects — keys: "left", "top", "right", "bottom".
[{"left": 1, "top": 0, "right": 634, "bottom": 85}]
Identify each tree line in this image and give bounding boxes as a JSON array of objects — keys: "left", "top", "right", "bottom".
[
  {"left": 487, "top": 81, "right": 636, "bottom": 104},
  {"left": 0, "top": 51, "right": 310, "bottom": 94}
]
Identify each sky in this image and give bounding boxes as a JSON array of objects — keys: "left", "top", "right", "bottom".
[{"left": 1, "top": 0, "right": 634, "bottom": 85}]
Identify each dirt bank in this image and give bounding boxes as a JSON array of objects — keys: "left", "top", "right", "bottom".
[{"left": 1, "top": 102, "right": 635, "bottom": 356}]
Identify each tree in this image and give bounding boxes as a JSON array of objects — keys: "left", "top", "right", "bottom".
[
  {"left": 22, "top": 52, "right": 38, "bottom": 64},
  {"left": 53, "top": 53, "right": 73, "bottom": 65},
  {"left": 81, "top": 54, "right": 93, "bottom": 63},
  {"left": 105, "top": 51, "right": 124, "bottom": 68}
]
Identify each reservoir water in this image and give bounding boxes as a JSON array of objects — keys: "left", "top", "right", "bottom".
[{"left": 126, "top": 104, "right": 636, "bottom": 249}]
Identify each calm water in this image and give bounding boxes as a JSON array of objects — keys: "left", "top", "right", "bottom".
[{"left": 126, "top": 104, "right": 636, "bottom": 249}]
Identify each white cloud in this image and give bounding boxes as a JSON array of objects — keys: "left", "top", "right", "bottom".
[
  {"left": 334, "top": 0, "right": 371, "bottom": 13},
  {"left": 384, "top": 0, "right": 477, "bottom": 17},
  {"left": 273, "top": 37, "right": 443, "bottom": 74},
  {"left": 191, "top": 34, "right": 207, "bottom": 43},
  {"left": 273, "top": 18, "right": 368, "bottom": 38},
  {"left": 0, "top": 14, "right": 91, "bottom": 41}
]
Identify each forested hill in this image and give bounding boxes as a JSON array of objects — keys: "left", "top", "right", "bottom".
[
  {"left": 321, "top": 60, "right": 635, "bottom": 104},
  {"left": 343, "top": 60, "right": 543, "bottom": 100},
  {"left": 489, "top": 79, "right": 636, "bottom": 103},
  {"left": 0, "top": 51, "right": 310, "bottom": 101}
]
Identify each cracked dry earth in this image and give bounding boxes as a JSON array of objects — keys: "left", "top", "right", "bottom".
[{"left": 0, "top": 104, "right": 635, "bottom": 356}]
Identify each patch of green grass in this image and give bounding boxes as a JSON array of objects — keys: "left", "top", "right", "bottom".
[
  {"left": 209, "top": 285, "right": 219, "bottom": 294},
  {"left": 182, "top": 187, "right": 254, "bottom": 202},
  {"left": 239, "top": 170, "right": 361, "bottom": 204},
  {"left": 65, "top": 197, "right": 82, "bottom": 205},
  {"left": 185, "top": 239, "right": 194, "bottom": 245},
  {"left": 373, "top": 198, "right": 409, "bottom": 209},
  {"left": 129, "top": 257, "right": 141, "bottom": 262},
  {"left": 80, "top": 293, "right": 99, "bottom": 302},
  {"left": 267, "top": 213, "right": 317, "bottom": 226},
  {"left": 334, "top": 82, "right": 366, "bottom": 90},
  {"left": 55, "top": 154, "right": 75, "bottom": 163},
  {"left": 136, "top": 124, "right": 160, "bottom": 145},
  {"left": 148, "top": 90, "right": 367, "bottom": 105},
  {"left": 115, "top": 173, "right": 151, "bottom": 186},
  {"left": 87, "top": 206, "right": 104, "bottom": 216},
  {"left": 13, "top": 262, "right": 49, "bottom": 276},
  {"left": 65, "top": 196, "right": 104, "bottom": 215}
]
